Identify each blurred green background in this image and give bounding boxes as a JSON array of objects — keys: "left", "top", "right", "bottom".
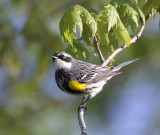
[{"left": 0, "top": 0, "right": 160, "bottom": 135}]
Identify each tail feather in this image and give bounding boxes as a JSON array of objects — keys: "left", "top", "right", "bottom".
[{"left": 111, "top": 58, "right": 139, "bottom": 71}]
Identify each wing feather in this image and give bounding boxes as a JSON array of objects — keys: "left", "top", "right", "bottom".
[
  {"left": 70, "top": 60, "right": 119, "bottom": 84},
  {"left": 71, "top": 64, "right": 110, "bottom": 83}
]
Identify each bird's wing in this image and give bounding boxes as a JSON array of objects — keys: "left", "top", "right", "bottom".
[
  {"left": 72, "top": 64, "right": 112, "bottom": 83},
  {"left": 80, "top": 67, "right": 98, "bottom": 83},
  {"left": 70, "top": 64, "right": 97, "bottom": 83}
]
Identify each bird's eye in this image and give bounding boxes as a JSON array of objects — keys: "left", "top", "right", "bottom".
[
  {"left": 59, "top": 54, "right": 66, "bottom": 60},
  {"left": 61, "top": 54, "right": 65, "bottom": 58}
]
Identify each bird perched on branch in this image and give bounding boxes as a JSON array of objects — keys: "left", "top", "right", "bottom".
[{"left": 52, "top": 51, "right": 139, "bottom": 106}]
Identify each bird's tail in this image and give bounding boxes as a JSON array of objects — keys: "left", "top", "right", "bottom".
[{"left": 111, "top": 58, "right": 140, "bottom": 72}]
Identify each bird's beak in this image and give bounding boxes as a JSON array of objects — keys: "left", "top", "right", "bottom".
[{"left": 52, "top": 56, "right": 57, "bottom": 61}]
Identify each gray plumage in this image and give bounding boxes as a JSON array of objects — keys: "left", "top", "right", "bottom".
[{"left": 52, "top": 51, "right": 139, "bottom": 100}]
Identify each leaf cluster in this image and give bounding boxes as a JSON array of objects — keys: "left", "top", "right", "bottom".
[{"left": 59, "top": 0, "right": 160, "bottom": 60}]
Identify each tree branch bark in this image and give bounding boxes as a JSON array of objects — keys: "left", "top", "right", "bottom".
[
  {"left": 94, "top": 35, "right": 105, "bottom": 63},
  {"left": 78, "top": 96, "right": 88, "bottom": 135}
]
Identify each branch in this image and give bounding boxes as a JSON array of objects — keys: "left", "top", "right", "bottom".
[
  {"left": 101, "top": 25, "right": 144, "bottom": 66},
  {"left": 94, "top": 35, "right": 105, "bottom": 63},
  {"left": 78, "top": 96, "right": 88, "bottom": 135},
  {"left": 77, "top": 13, "right": 152, "bottom": 135},
  {"left": 101, "top": 13, "right": 152, "bottom": 67}
]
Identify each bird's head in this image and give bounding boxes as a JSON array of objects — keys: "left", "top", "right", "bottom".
[{"left": 52, "top": 51, "right": 73, "bottom": 71}]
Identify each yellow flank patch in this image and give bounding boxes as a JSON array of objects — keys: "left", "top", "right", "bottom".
[{"left": 68, "top": 79, "right": 86, "bottom": 91}]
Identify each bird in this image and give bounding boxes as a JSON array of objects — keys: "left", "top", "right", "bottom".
[{"left": 52, "top": 51, "right": 139, "bottom": 106}]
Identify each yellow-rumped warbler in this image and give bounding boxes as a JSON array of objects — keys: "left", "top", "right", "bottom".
[{"left": 52, "top": 51, "right": 138, "bottom": 104}]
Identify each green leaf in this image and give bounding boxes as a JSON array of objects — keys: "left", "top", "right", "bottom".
[
  {"left": 143, "top": 0, "right": 160, "bottom": 16},
  {"left": 97, "top": 21, "right": 109, "bottom": 46},
  {"left": 121, "top": 3, "right": 139, "bottom": 27},
  {"left": 96, "top": 4, "right": 119, "bottom": 46},
  {"left": 136, "top": 4, "right": 145, "bottom": 25},
  {"left": 111, "top": 0, "right": 145, "bottom": 31},
  {"left": 130, "top": 0, "right": 138, "bottom": 4},
  {"left": 98, "top": 4, "right": 119, "bottom": 32},
  {"left": 113, "top": 19, "right": 131, "bottom": 47},
  {"left": 59, "top": 5, "right": 97, "bottom": 46},
  {"left": 82, "top": 24, "right": 92, "bottom": 46},
  {"left": 88, "top": 9, "right": 99, "bottom": 20},
  {"left": 97, "top": 4, "right": 131, "bottom": 47},
  {"left": 66, "top": 40, "right": 90, "bottom": 60}
]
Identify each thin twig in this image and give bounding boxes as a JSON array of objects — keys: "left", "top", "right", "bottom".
[
  {"left": 94, "top": 35, "right": 105, "bottom": 63},
  {"left": 101, "top": 25, "right": 145, "bottom": 66},
  {"left": 78, "top": 96, "right": 88, "bottom": 135},
  {"left": 101, "top": 13, "right": 152, "bottom": 67}
]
